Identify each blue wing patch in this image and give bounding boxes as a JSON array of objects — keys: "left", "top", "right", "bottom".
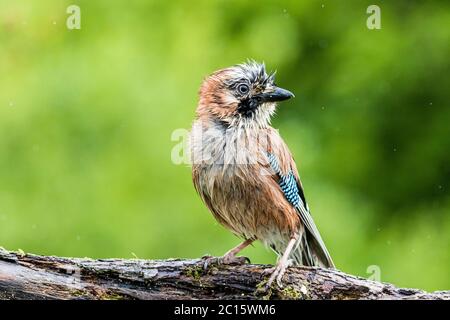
[
  {"left": 267, "top": 153, "right": 307, "bottom": 209},
  {"left": 267, "top": 153, "right": 334, "bottom": 267}
]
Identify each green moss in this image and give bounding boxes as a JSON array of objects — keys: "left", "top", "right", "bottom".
[
  {"left": 255, "top": 279, "right": 310, "bottom": 300},
  {"left": 255, "top": 280, "right": 273, "bottom": 300},
  {"left": 100, "top": 292, "right": 127, "bottom": 300},
  {"left": 70, "top": 289, "right": 89, "bottom": 298},
  {"left": 184, "top": 265, "right": 204, "bottom": 281},
  {"left": 16, "top": 249, "right": 26, "bottom": 257},
  {"left": 208, "top": 266, "right": 219, "bottom": 273},
  {"left": 70, "top": 289, "right": 127, "bottom": 300},
  {"left": 280, "top": 285, "right": 302, "bottom": 299},
  {"left": 280, "top": 283, "right": 311, "bottom": 300}
]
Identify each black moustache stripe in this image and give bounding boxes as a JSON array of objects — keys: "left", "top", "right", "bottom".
[{"left": 237, "top": 97, "right": 262, "bottom": 117}]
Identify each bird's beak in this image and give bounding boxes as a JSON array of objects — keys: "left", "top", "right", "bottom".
[{"left": 260, "top": 86, "right": 295, "bottom": 103}]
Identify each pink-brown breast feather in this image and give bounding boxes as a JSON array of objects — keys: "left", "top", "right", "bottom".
[{"left": 191, "top": 127, "right": 303, "bottom": 240}]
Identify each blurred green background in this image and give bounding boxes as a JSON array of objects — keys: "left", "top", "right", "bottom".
[{"left": 0, "top": 0, "right": 449, "bottom": 291}]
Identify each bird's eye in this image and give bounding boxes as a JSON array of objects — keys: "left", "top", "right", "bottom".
[{"left": 237, "top": 83, "right": 250, "bottom": 95}]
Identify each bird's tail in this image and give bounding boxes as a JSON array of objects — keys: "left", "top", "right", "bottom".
[
  {"left": 271, "top": 232, "right": 334, "bottom": 268},
  {"left": 290, "top": 232, "right": 335, "bottom": 268}
]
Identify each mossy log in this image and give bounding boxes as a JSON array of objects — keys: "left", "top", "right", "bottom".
[{"left": 0, "top": 248, "right": 448, "bottom": 300}]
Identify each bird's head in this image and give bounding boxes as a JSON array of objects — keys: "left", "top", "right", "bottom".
[{"left": 196, "top": 61, "right": 294, "bottom": 128}]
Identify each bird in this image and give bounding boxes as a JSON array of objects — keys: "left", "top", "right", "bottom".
[{"left": 189, "top": 61, "right": 334, "bottom": 288}]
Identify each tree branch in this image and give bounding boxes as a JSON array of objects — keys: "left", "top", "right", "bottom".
[{"left": 0, "top": 248, "right": 448, "bottom": 300}]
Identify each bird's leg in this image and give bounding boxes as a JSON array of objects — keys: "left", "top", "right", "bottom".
[
  {"left": 265, "top": 233, "right": 299, "bottom": 289},
  {"left": 221, "top": 238, "right": 254, "bottom": 264},
  {"left": 202, "top": 239, "right": 253, "bottom": 269}
]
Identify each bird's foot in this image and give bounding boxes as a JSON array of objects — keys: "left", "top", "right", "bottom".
[
  {"left": 261, "top": 266, "right": 275, "bottom": 277},
  {"left": 201, "top": 254, "right": 250, "bottom": 270},
  {"left": 264, "top": 259, "right": 293, "bottom": 290}
]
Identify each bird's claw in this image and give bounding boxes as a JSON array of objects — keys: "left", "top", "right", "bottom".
[
  {"left": 261, "top": 267, "right": 275, "bottom": 277},
  {"left": 201, "top": 255, "right": 218, "bottom": 270},
  {"left": 263, "top": 259, "right": 293, "bottom": 290}
]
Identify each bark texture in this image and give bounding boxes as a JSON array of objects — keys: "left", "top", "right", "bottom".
[{"left": 0, "top": 248, "right": 448, "bottom": 300}]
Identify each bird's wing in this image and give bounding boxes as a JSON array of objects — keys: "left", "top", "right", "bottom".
[{"left": 266, "top": 144, "right": 335, "bottom": 268}]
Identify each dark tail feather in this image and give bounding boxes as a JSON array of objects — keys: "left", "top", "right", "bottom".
[{"left": 291, "top": 232, "right": 335, "bottom": 268}]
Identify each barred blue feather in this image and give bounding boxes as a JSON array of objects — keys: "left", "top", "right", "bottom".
[
  {"left": 267, "top": 152, "right": 334, "bottom": 268},
  {"left": 267, "top": 153, "right": 305, "bottom": 208}
]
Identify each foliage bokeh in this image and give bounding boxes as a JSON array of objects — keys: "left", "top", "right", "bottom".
[{"left": 0, "top": 0, "right": 449, "bottom": 291}]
